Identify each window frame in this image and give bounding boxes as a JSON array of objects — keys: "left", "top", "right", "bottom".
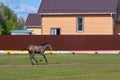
[
  {"left": 50, "top": 28, "right": 61, "bottom": 35},
  {"left": 77, "top": 17, "right": 84, "bottom": 32}
]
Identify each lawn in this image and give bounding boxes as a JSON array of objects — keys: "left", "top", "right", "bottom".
[{"left": 0, "top": 54, "right": 120, "bottom": 80}]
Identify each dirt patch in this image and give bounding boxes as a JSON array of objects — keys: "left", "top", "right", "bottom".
[{"left": 0, "top": 63, "right": 120, "bottom": 67}]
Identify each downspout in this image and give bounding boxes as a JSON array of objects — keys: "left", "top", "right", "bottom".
[
  {"left": 111, "top": 13, "right": 115, "bottom": 35},
  {"left": 116, "top": 0, "right": 120, "bottom": 20},
  {"left": 41, "top": 15, "right": 43, "bottom": 35},
  {"left": 41, "top": 25, "right": 43, "bottom": 35}
]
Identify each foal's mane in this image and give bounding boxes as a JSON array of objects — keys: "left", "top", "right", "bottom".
[{"left": 41, "top": 42, "right": 50, "bottom": 46}]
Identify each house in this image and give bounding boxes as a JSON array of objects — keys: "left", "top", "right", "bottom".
[
  {"left": 25, "top": 0, "right": 120, "bottom": 35},
  {"left": 25, "top": 14, "right": 42, "bottom": 35}
]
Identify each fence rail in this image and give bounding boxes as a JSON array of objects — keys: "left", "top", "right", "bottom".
[{"left": 0, "top": 35, "right": 120, "bottom": 50}]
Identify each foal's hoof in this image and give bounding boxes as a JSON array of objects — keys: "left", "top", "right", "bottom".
[{"left": 32, "top": 63, "right": 34, "bottom": 65}]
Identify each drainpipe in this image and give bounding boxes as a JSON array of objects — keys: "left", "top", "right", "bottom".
[
  {"left": 41, "top": 27, "right": 43, "bottom": 35},
  {"left": 111, "top": 13, "right": 115, "bottom": 35},
  {"left": 116, "top": 0, "right": 120, "bottom": 20}
]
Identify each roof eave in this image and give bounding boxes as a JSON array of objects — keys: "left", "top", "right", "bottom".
[
  {"left": 26, "top": 26, "right": 42, "bottom": 28},
  {"left": 40, "top": 12, "right": 116, "bottom": 15}
]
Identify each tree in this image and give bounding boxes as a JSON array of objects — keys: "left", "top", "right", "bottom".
[
  {"left": 0, "top": 3, "right": 25, "bottom": 34},
  {"left": 0, "top": 14, "right": 7, "bottom": 34},
  {"left": 17, "top": 16, "right": 25, "bottom": 30}
]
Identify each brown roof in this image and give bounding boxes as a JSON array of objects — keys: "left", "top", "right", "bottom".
[
  {"left": 38, "top": 0, "right": 118, "bottom": 14},
  {"left": 25, "top": 14, "right": 41, "bottom": 27}
]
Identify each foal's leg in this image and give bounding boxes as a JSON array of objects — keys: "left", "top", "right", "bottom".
[
  {"left": 33, "top": 56, "right": 39, "bottom": 65},
  {"left": 39, "top": 52, "right": 44, "bottom": 62},
  {"left": 41, "top": 53, "right": 48, "bottom": 64},
  {"left": 29, "top": 54, "right": 34, "bottom": 65},
  {"left": 29, "top": 53, "right": 39, "bottom": 65},
  {"left": 29, "top": 51, "right": 34, "bottom": 65}
]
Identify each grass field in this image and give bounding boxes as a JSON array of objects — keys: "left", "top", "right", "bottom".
[{"left": 0, "top": 54, "right": 120, "bottom": 80}]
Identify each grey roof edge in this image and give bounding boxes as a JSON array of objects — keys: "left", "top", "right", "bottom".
[
  {"left": 40, "top": 12, "right": 116, "bottom": 15},
  {"left": 26, "top": 26, "right": 42, "bottom": 28}
]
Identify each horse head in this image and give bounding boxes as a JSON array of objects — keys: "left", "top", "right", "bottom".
[
  {"left": 46, "top": 43, "right": 52, "bottom": 50},
  {"left": 41, "top": 42, "right": 52, "bottom": 50}
]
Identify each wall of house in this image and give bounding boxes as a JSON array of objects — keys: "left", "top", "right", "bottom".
[
  {"left": 27, "top": 27, "right": 42, "bottom": 35},
  {"left": 42, "top": 14, "right": 113, "bottom": 35},
  {"left": 115, "top": 22, "right": 120, "bottom": 35}
]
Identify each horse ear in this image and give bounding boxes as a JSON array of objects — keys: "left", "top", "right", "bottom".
[
  {"left": 42, "top": 42, "right": 50, "bottom": 45},
  {"left": 47, "top": 42, "right": 50, "bottom": 44},
  {"left": 41, "top": 43, "right": 45, "bottom": 46}
]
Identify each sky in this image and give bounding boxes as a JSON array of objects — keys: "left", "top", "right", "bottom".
[{"left": 0, "top": 0, "right": 42, "bottom": 21}]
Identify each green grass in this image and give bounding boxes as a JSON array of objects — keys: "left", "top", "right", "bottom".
[{"left": 0, "top": 54, "right": 120, "bottom": 80}]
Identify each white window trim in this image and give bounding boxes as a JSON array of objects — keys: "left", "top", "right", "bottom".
[
  {"left": 77, "top": 17, "right": 84, "bottom": 32},
  {"left": 50, "top": 28, "right": 61, "bottom": 35}
]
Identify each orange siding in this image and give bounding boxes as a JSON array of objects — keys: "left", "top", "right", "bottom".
[
  {"left": 84, "top": 16, "right": 113, "bottom": 35},
  {"left": 42, "top": 16, "right": 76, "bottom": 35},
  {"left": 27, "top": 27, "right": 42, "bottom": 35},
  {"left": 42, "top": 15, "right": 113, "bottom": 35}
]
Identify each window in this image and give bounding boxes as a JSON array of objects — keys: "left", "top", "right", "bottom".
[
  {"left": 51, "top": 28, "right": 60, "bottom": 35},
  {"left": 77, "top": 18, "right": 83, "bottom": 32}
]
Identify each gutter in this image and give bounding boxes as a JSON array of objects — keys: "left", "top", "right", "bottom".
[{"left": 39, "top": 12, "right": 116, "bottom": 15}]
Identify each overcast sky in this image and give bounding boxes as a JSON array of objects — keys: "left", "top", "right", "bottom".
[{"left": 0, "top": 0, "right": 41, "bottom": 20}]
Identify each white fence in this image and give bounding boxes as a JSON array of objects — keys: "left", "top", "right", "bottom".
[{"left": 0, "top": 50, "right": 120, "bottom": 54}]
